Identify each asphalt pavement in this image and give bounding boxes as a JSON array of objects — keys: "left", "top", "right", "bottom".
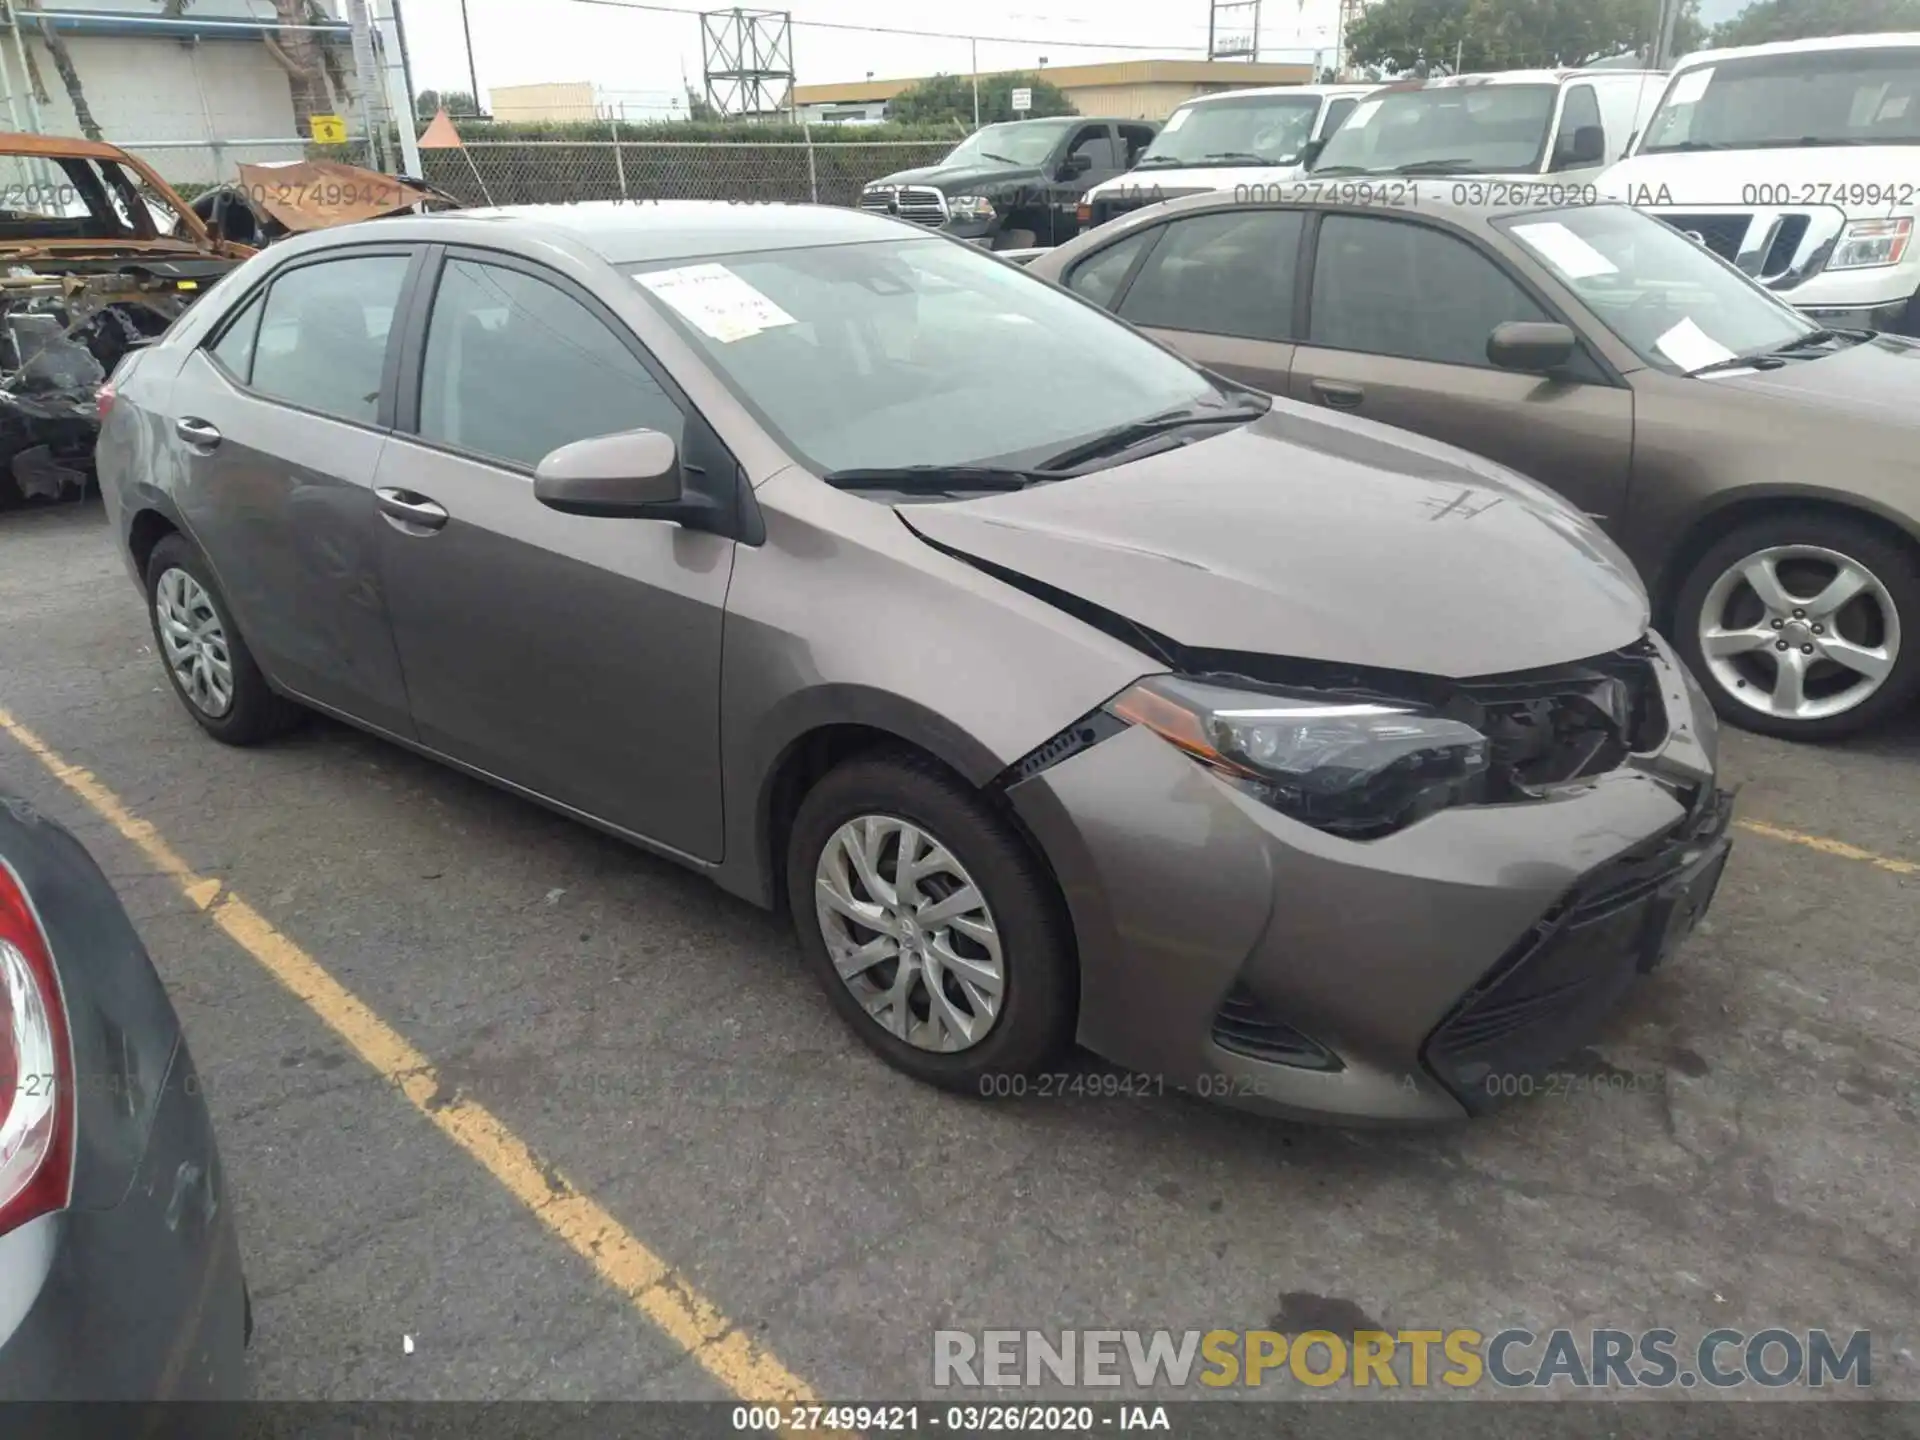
[{"left": 1, "top": 499, "right": 1915, "bottom": 1404}]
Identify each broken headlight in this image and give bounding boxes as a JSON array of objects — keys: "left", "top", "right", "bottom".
[{"left": 1108, "top": 675, "right": 1490, "bottom": 839}]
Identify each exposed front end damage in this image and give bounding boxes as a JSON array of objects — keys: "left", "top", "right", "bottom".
[
  {"left": 0, "top": 130, "right": 248, "bottom": 504},
  {"left": 0, "top": 262, "right": 211, "bottom": 500}
]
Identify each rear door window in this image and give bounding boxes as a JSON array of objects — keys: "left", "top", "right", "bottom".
[
  {"left": 1116, "top": 209, "right": 1306, "bottom": 342},
  {"left": 249, "top": 253, "right": 410, "bottom": 423}
]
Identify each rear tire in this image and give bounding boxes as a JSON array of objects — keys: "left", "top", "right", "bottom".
[
  {"left": 1671, "top": 511, "right": 1920, "bottom": 741},
  {"left": 992, "top": 227, "right": 1038, "bottom": 251},
  {"left": 145, "top": 533, "right": 303, "bottom": 746},
  {"left": 786, "top": 751, "right": 1075, "bottom": 1093}
]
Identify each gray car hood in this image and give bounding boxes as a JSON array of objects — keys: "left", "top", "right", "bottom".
[{"left": 899, "top": 403, "right": 1650, "bottom": 679}]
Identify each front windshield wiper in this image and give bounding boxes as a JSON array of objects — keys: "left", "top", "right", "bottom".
[
  {"left": 1034, "top": 400, "right": 1270, "bottom": 474},
  {"left": 1640, "top": 140, "right": 1735, "bottom": 154},
  {"left": 1305, "top": 163, "right": 1371, "bottom": 175},
  {"left": 974, "top": 151, "right": 1021, "bottom": 165},
  {"left": 1387, "top": 158, "right": 1495, "bottom": 175},
  {"left": 823, "top": 465, "right": 1037, "bottom": 495},
  {"left": 1131, "top": 155, "right": 1188, "bottom": 168}
]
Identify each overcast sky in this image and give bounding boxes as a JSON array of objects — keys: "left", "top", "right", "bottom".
[
  {"left": 396, "top": 0, "right": 1352, "bottom": 116},
  {"left": 393, "top": 0, "right": 1750, "bottom": 118}
]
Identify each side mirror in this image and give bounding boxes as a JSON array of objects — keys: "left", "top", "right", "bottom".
[
  {"left": 1487, "top": 320, "right": 1578, "bottom": 373},
  {"left": 534, "top": 428, "right": 684, "bottom": 517},
  {"left": 1062, "top": 151, "right": 1093, "bottom": 177},
  {"left": 1554, "top": 124, "right": 1606, "bottom": 169}
]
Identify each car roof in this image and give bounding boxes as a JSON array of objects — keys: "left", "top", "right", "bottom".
[
  {"left": 1175, "top": 83, "right": 1380, "bottom": 105},
  {"left": 1672, "top": 30, "right": 1920, "bottom": 67},
  {"left": 351, "top": 200, "right": 929, "bottom": 265},
  {"left": 1385, "top": 67, "right": 1665, "bottom": 89},
  {"left": 1069, "top": 185, "right": 1617, "bottom": 237},
  {"left": 0, "top": 128, "right": 140, "bottom": 161}
]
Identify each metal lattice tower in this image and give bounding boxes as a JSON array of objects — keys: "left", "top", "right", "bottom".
[
  {"left": 701, "top": 7, "right": 796, "bottom": 119},
  {"left": 1334, "top": 0, "right": 1374, "bottom": 76},
  {"left": 1206, "top": 0, "right": 1261, "bottom": 61}
]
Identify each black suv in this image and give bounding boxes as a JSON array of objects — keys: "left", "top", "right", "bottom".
[{"left": 860, "top": 117, "right": 1158, "bottom": 250}]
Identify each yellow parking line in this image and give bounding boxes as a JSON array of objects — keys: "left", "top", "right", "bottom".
[
  {"left": 0, "top": 706, "right": 817, "bottom": 1407},
  {"left": 1736, "top": 818, "right": 1919, "bottom": 877}
]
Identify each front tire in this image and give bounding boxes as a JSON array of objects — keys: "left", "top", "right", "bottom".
[
  {"left": 786, "top": 752, "right": 1075, "bottom": 1093},
  {"left": 991, "top": 227, "right": 1038, "bottom": 251},
  {"left": 145, "top": 533, "right": 303, "bottom": 745},
  {"left": 1672, "top": 511, "right": 1920, "bottom": 740}
]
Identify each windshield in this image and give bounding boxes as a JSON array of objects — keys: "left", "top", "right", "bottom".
[
  {"left": 1138, "top": 95, "right": 1322, "bottom": 167},
  {"left": 941, "top": 121, "right": 1074, "bottom": 168},
  {"left": 1639, "top": 47, "right": 1920, "bottom": 152},
  {"left": 0, "top": 151, "right": 188, "bottom": 242},
  {"left": 627, "top": 238, "right": 1217, "bottom": 475},
  {"left": 1312, "top": 84, "right": 1559, "bottom": 175},
  {"left": 1500, "top": 204, "right": 1818, "bottom": 371}
]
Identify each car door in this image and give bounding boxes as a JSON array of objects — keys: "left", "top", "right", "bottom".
[
  {"left": 167, "top": 246, "right": 419, "bottom": 737},
  {"left": 1290, "top": 211, "right": 1634, "bottom": 524},
  {"left": 1048, "top": 124, "right": 1126, "bottom": 243},
  {"left": 1065, "top": 209, "right": 1307, "bottom": 393},
  {"left": 371, "top": 247, "right": 734, "bottom": 861}
]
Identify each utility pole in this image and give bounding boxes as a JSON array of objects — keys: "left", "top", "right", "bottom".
[
  {"left": 347, "top": 0, "right": 388, "bottom": 170},
  {"left": 970, "top": 37, "right": 979, "bottom": 130},
  {"left": 388, "top": 0, "right": 416, "bottom": 120},
  {"left": 459, "top": 0, "right": 482, "bottom": 114},
  {"left": 1653, "top": 0, "right": 1684, "bottom": 69}
]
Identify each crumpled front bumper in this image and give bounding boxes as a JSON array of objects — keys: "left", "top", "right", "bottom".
[{"left": 1005, "top": 634, "right": 1728, "bottom": 1124}]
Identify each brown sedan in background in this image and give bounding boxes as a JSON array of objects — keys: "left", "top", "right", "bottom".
[{"left": 1031, "top": 192, "right": 1920, "bottom": 741}]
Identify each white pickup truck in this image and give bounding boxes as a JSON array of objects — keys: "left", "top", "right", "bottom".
[
  {"left": 1076, "top": 84, "right": 1380, "bottom": 233},
  {"left": 1600, "top": 33, "right": 1920, "bottom": 333},
  {"left": 1300, "top": 69, "right": 1667, "bottom": 189}
]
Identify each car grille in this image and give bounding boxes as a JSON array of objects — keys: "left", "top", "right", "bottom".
[
  {"left": 859, "top": 185, "right": 947, "bottom": 226},
  {"left": 1422, "top": 788, "right": 1733, "bottom": 1112},
  {"left": 1210, "top": 982, "right": 1341, "bottom": 1070},
  {"left": 1659, "top": 211, "right": 1812, "bottom": 279}
]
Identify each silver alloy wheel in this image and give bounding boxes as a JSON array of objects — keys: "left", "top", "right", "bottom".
[
  {"left": 1697, "top": 544, "right": 1901, "bottom": 722},
  {"left": 814, "top": 814, "right": 1005, "bottom": 1053},
  {"left": 154, "top": 567, "right": 236, "bottom": 718}
]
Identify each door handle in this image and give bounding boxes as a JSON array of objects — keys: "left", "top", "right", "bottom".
[
  {"left": 175, "top": 416, "right": 222, "bottom": 448},
  {"left": 1310, "top": 381, "right": 1365, "bottom": 410},
  {"left": 375, "top": 487, "right": 449, "bottom": 533}
]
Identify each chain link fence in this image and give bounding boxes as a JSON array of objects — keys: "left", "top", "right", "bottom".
[{"left": 118, "top": 137, "right": 954, "bottom": 209}]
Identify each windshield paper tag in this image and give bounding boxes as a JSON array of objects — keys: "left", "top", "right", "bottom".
[
  {"left": 1655, "top": 316, "right": 1736, "bottom": 371},
  {"left": 1511, "top": 221, "right": 1618, "bottom": 278},
  {"left": 1667, "top": 67, "right": 1714, "bottom": 106},
  {"left": 635, "top": 263, "right": 795, "bottom": 343},
  {"left": 1344, "top": 98, "right": 1382, "bottom": 128}
]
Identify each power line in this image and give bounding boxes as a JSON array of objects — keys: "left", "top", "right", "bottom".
[{"left": 559, "top": 0, "right": 1217, "bottom": 54}]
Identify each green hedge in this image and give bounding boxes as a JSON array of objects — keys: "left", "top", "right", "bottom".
[{"left": 408, "top": 117, "right": 971, "bottom": 144}]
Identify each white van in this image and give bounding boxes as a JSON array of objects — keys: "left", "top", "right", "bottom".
[
  {"left": 1079, "top": 84, "right": 1380, "bottom": 231},
  {"left": 1301, "top": 69, "right": 1668, "bottom": 188},
  {"left": 1600, "top": 34, "right": 1920, "bottom": 333}
]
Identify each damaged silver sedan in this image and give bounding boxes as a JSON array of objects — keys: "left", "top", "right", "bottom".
[{"left": 98, "top": 203, "right": 1732, "bottom": 1124}]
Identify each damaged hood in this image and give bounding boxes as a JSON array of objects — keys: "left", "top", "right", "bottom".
[
  {"left": 898, "top": 404, "right": 1650, "bottom": 678},
  {"left": 233, "top": 160, "right": 444, "bottom": 231}
]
